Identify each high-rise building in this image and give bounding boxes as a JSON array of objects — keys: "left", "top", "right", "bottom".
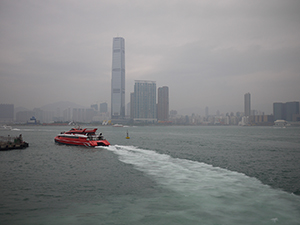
[
  {"left": 273, "top": 101, "right": 299, "bottom": 121},
  {"left": 244, "top": 93, "right": 251, "bottom": 116},
  {"left": 130, "top": 92, "right": 135, "bottom": 119},
  {"left": 133, "top": 80, "right": 157, "bottom": 122},
  {"left": 72, "top": 108, "right": 85, "bottom": 123},
  {"left": 157, "top": 86, "right": 169, "bottom": 121},
  {"left": 286, "top": 101, "right": 299, "bottom": 121},
  {"left": 63, "top": 108, "right": 72, "bottom": 121},
  {"left": 111, "top": 37, "right": 125, "bottom": 119},
  {"left": 273, "top": 102, "right": 286, "bottom": 121}
]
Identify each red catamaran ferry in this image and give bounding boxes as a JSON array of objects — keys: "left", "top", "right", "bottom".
[{"left": 54, "top": 127, "right": 110, "bottom": 147}]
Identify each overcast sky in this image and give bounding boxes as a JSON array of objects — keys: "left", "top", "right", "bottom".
[{"left": 1, "top": 0, "right": 299, "bottom": 115}]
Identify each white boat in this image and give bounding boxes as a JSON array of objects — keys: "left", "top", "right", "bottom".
[
  {"left": 274, "top": 120, "right": 287, "bottom": 128},
  {"left": 1, "top": 125, "right": 12, "bottom": 130},
  {"left": 113, "top": 124, "right": 123, "bottom": 127}
]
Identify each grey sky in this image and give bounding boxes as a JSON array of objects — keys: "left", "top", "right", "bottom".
[{"left": 1, "top": 0, "right": 300, "bottom": 115}]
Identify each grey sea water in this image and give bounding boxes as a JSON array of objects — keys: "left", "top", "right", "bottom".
[{"left": 0, "top": 125, "right": 300, "bottom": 224}]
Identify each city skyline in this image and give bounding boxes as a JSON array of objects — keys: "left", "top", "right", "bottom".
[
  {"left": 1, "top": 97, "right": 300, "bottom": 124},
  {"left": 1, "top": 1, "right": 300, "bottom": 115}
]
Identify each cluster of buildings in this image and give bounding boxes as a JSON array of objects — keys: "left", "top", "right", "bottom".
[
  {"left": 1, "top": 37, "right": 299, "bottom": 126},
  {"left": 240, "top": 93, "right": 300, "bottom": 126},
  {"left": 0, "top": 37, "right": 169, "bottom": 125},
  {"left": 0, "top": 103, "right": 110, "bottom": 124},
  {"left": 273, "top": 102, "right": 300, "bottom": 122},
  {"left": 110, "top": 37, "right": 169, "bottom": 124}
]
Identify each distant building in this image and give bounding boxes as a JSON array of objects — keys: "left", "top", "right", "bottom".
[
  {"left": 286, "top": 101, "right": 299, "bottom": 121},
  {"left": 249, "top": 115, "right": 274, "bottom": 126},
  {"left": 72, "top": 108, "right": 85, "bottom": 122},
  {"left": 91, "top": 104, "right": 98, "bottom": 111},
  {"left": 130, "top": 92, "right": 135, "bottom": 119},
  {"left": 157, "top": 86, "right": 169, "bottom": 121},
  {"left": 133, "top": 80, "right": 157, "bottom": 123},
  {"left": 205, "top": 107, "right": 209, "bottom": 117},
  {"left": 273, "top": 102, "right": 286, "bottom": 121},
  {"left": 0, "top": 104, "right": 14, "bottom": 122},
  {"left": 85, "top": 108, "right": 97, "bottom": 122},
  {"left": 63, "top": 108, "right": 72, "bottom": 121},
  {"left": 100, "top": 102, "right": 108, "bottom": 113},
  {"left": 244, "top": 93, "right": 251, "bottom": 116},
  {"left": 126, "top": 102, "right": 130, "bottom": 117},
  {"left": 111, "top": 37, "right": 125, "bottom": 119},
  {"left": 273, "top": 101, "right": 299, "bottom": 121}
]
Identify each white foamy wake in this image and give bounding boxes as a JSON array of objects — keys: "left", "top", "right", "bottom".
[{"left": 106, "top": 145, "right": 300, "bottom": 224}]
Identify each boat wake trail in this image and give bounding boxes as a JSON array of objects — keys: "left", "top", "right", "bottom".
[{"left": 106, "top": 145, "right": 300, "bottom": 224}]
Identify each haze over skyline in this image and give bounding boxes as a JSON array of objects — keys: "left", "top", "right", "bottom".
[{"left": 1, "top": 0, "right": 300, "bottom": 115}]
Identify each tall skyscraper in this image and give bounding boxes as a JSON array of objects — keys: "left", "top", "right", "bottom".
[
  {"left": 157, "top": 86, "right": 169, "bottom": 121},
  {"left": 285, "top": 101, "right": 299, "bottom": 121},
  {"left": 273, "top": 102, "right": 286, "bottom": 120},
  {"left": 244, "top": 93, "right": 251, "bottom": 116},
  {"left": 133, "top": 80, "right": 157, "bottom": 122},
  {"left": 111, "top": 37, "right": 125, "bottom": 119}
]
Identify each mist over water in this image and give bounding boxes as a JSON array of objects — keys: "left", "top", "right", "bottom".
[{"left": 0, "top": 125, "right": 300, "bottom": 224}]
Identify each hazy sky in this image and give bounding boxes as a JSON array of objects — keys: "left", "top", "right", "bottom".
[{"left": 1, "top": 0, "right": 300, "bottom": 115}]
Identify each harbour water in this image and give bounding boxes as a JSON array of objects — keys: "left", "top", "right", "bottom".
[{"left": 0, "top": 125, "right": 300, "bottom": 224}]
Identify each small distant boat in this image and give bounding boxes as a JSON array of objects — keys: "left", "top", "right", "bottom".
[
  {"left": 113, "top": 124, "right": 123, "bottom": 127},
  {"left": 0, "top": 134, "right": 29, "bottom": 151},
  {"left": 54, "top": 127, "right": 110, "bottom": 147},
  {"left": 1, "top": 125, "right": 12, "bottom": 130}
]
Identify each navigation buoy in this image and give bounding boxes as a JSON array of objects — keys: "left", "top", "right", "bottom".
[{"left": 126, "top": 130, "right": 130, "bottom": 139}]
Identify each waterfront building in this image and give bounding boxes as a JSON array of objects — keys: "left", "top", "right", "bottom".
[
  {"left": 273, "top": 102, "right": 286, "bottom": 121},
  {"left": 249, "top": 115, "right": 274, "bottom": 126},
  {"left": 244, "top": 93, "right": 251, "bottom": 116},
  {"left": 63, "top": 108, "right": 72, "bottom": 122},
  {"left": 286, "top": 101, "right": 299, "bottom": 121},
  {"left": 130, "top": 92, "right": 135, "bottom": 119},
  {"left": 273, "top": 101, "right": 299, "bottom": 121},
  {"left": 126, "top": 102, "right": 130, "bottom": 117},
  {"left": 157, "top": 86, "right": 169, "bottom": 121},
  {"left": 72, "top": 108, "right": 85, "bottom": 123},
  {"left": 111, "top": 37, "right": 125, "bottom": 119},
  {"left": 133, "top": 80, "right": 157, "bottom": 123}
]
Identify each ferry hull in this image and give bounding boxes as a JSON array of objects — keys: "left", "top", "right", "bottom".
[{"left": 54, "top": 137, "right": 110, "bottom": 147}]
